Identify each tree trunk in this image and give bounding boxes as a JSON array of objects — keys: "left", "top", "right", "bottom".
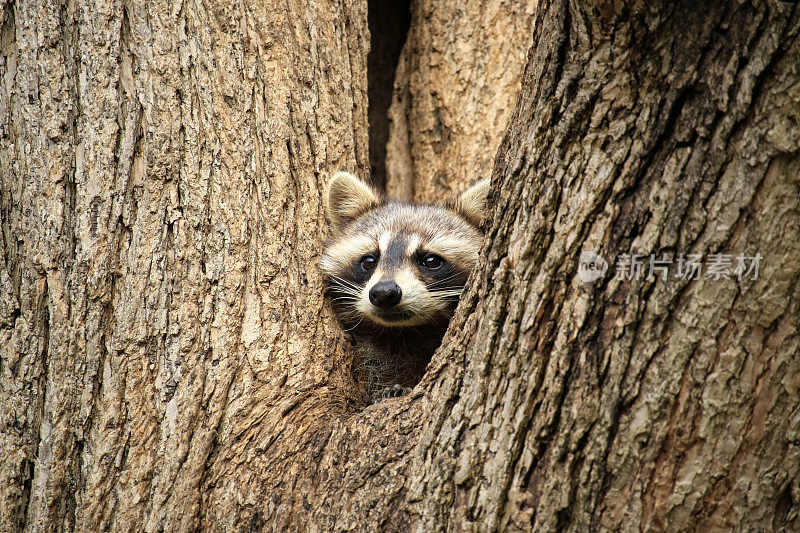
[
  {"left": 2, "top": 0, "right": 799, "bottom": 532},
  {"left": 411, "top": 1, "right": 800, "bottom": 529},
  {"left": 0, "top": 0, "right": 368, "bottom": 529}
]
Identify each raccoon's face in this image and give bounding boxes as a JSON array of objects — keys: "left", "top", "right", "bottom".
[{"left": 320, "top": 172, "right": 489, "bottom": 328}]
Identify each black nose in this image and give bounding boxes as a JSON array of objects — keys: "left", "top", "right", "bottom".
[{"left": 369, "top": 281, "right": 402, "bottom": 308}]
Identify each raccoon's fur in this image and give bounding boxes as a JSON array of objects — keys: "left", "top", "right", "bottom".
[{"left": 320, "top": 171, "right": 489, "bottom": 403}]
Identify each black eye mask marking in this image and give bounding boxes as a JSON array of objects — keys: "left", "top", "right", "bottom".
[
  {"left": 413, "top": 250, "right": 460, "bottom": 286},
  {"left": 420, "top": 253, "right": 444, "bottom": 270},
  {"left": 350, "top": 251, "right": 379, "bottom": 284},
  {"left": 360, "top": 254, "right": 377, "bottom": 271}
]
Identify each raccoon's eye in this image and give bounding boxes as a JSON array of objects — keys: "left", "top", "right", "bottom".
[
  {"left": 421, "top": 253, "right": 444, "bottom": 270},
  {"left": 359, "top": 254, "right": 378, "bottom": 271}
]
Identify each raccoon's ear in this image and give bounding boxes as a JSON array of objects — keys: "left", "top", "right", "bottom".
[
  {"left": 455, "top": 178, "right": 491, "bottom": 228},
  {"left": 325, "top": 171, "right": 381, "bottom": 230}
]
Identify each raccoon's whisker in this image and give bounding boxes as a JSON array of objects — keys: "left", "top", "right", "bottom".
[
  {"left": 425, "top": 275, "right": 460, "bottom": 289},
  {"left": 427, "top": 280, "right": 462, "bottom": 288},
  {"left": 329, "top": 286, "right": 360, "bottom": 295},
  {"left": 330, "top": 276, "right": 362, "bottom": 292},
  {"left": 335, "top": 283, "right": 361, "bottom": 294},
  {"left": 330, "top": 297, "right": 359, "bottom": 304},
  {"left": 330, "top": 286, "right": 361, "bottom": 296},
  {"left": 328, "top": 285, "right": 362, "bottom": 297},
  {"left": 431, "top": 290, "right": 462, "bottom": 298},
  {"left": 330, "top": 275, "right": 362, "bottom": 289},
  {"left": 330, "top": 296, "right": 360, "bottom": 305},
  {"left": 327, "top": 290, "right": 359, "bottom": 300},
  {"left": 403, "top": 290, "right": 462, "bottom": 303},
  {"left": 429, "top": 288, "right": 464, "bottom": 294},
  {"left": 342, "top": 317, "right": 365, "bottom": 332}
]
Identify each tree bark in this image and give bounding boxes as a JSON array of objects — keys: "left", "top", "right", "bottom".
[
  {"left": 0, "top": 0, "right": 368, "bottom": 530},
  {"left": 409, "top": 1, "right": 800, "bottom": 529},
  {"left": 2, "top": 0, "right": 799, "bottom": 532},
  {"left": 384, "top": 0, "right": 538, "bottom": 202}
]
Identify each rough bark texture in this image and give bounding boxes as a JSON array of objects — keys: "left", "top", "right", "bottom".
[
  {"left": 410, "top": 1, "right": 800, "bottom": 529},
  {"left": 384, "top": 0, "right": 538, "bottom": 202},
  {"left": 0, "top": 0, "right": 368, "bottom": 530},
  {"left": 2, "top": 0, "right": 799, "bottom": 531}
]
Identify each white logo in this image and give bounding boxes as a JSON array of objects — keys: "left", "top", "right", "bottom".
[{"left": 578, "top": 251, "right": 608, "bottom": 283}]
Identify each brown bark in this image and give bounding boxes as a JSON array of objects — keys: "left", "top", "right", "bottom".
[
  {"left": 0, "top": 0, "right": 367, "bottom": 530},
  {"left": 2, "top": 0, "right": 799, "bottom": 531},
  {"left": 411, "top": 1, "right": 800, "bottom": 529},
  {"left": 384, "top": 0, "right": 538, "bottom": 202}
]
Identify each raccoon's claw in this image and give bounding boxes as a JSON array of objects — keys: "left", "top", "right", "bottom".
[
  {"left": 371, "top": 384, "right": 411, "bottom": 403},
  {"left": 384, "top": 384, "right": 411, "bottom": 399}
]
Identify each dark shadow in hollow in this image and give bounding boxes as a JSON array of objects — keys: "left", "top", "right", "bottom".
[{"left": 367, "top": 0, "right": 411, "bottom": 190}]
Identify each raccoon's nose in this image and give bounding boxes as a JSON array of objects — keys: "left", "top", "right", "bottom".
[{"left": 369, "top": 281, "right": 402, "bottom": 308}]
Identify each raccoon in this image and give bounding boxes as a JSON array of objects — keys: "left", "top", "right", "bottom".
[{"left": 320, "top": 171, "right": 490, "bottom": 403}]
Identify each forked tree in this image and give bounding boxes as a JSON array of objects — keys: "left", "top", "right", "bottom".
[{"left": 1, "top": 0, "right": 798, "bottom": 531}]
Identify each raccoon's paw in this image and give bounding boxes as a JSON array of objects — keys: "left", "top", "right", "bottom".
[{"left": 371, "top": 384, "right": 412, "bottom": 403}]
